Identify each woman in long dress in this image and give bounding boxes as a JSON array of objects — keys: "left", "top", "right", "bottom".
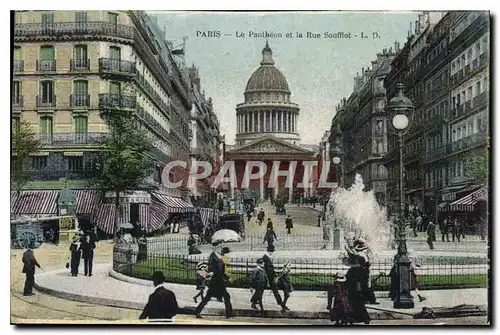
[{"left": 69, "top": 234, "right": 82, "bottom": 277}]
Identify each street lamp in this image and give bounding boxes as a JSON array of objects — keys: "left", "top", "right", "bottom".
[{"left": 388, "top": 83, "right": 415, "bottom": 309}]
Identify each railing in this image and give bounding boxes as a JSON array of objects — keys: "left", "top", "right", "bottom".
[
  {"left": 424, "top": 146, "right": 447, "bottom": 162},
  {"left": 135, "top": 106, "right": 169, "bottom": 139},
  {"left": 14, "top": 21, "right": 134, "bottom": 39},
  {"left": 70, "top": 59, "right": 90, "bottom": 71},
  {"left": 12, "top": 96, "right": 24, "bottom": 108},
  {"left": 70, "top": 94, "right": 90, "bottom": 108},
  {"left": 99, "top": 58, "right": 136, "bottom": 76},
  {"left": 448, "top": 133, "right": 487, "bottom": 154},
  {"left": 190, "top": 147, "right": 204, "bottom": 157},
  {"left": 36, "top": 59, "right": 56, "bottom": 72},
  {"left": 473, "top": 92, "right": 488, "bottom": 110},
  {"left": 13, "top": 60, "right": 24, "bottom": 72},
  {"left": 25, "top": 168, "right": 97, "bottom": 181},
  {"left": 36, "top": 132, "right": 107, "bottom": 146},
  {"left": 135, "top": 72, "right": 171, "bottom": 116},
  {"left": 113, "top": 246, "right": 488, "bottom": 291},
  {"left": 36, "top": 95, "right": 56, "bottom": 108},
  {"left": 98, "top": 93, "right": 136, "bottom": 110},
  {"left": 451, "top": 92, "right": 488, "bottom": 121}
]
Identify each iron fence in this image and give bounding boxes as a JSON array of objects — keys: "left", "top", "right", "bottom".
[
  {"left": 144, "top": 232, "right": 489, "bottom": 255},
  {"left": 113, "top": 247, "right": 488, "bottom": 291}
]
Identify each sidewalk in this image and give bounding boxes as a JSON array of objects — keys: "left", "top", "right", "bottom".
[{"left": 34, "top": 264, "right": 487, "bottom": 320}]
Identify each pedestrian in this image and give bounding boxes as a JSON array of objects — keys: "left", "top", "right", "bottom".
[
  {"left": 262, "top": 246, "right": 287, "bottom": 313},
  {"left": 137, "top": 233, "right": 148, "bottom": 262},
  {"left": 441, "top": 216, "right": 451, "bottom": 242},
  {"left": 248, "top": 258, "right": 268, "bottom": 315},
  {"left": 317, "top": 212, "right": 322, "bottom": 227},
  {"left": 277, "top": 261, "right": 293, "bottom": 310},
  {"left": 354, "top": 240, "right": 378, "bottom": 305},
  {"left": 263, "top": 227, "right": 277, "bottom": 251},
  {"left": 69, "top": 233, "right": 82, "bottom": 277},
  {"left": 285, "top": 215, "right": 293, "bottom": 234},
  {"left": 21, "top": 248, "right": 41, "bottom": 296},
  {"left": 460, "top": 218, "right": 466, "bottom": 240},
  {"left": 426, "top": 221, "right": 436, "bottom": 250},
  {"left": 81, "top": 232, "right": 96, "bottom": 276},
  {"left": 193, "top": 262, "right": 211, "bottom": 303},
  {"left": 139, "top": 271, "right": 179, "bottom": 320},
  {"left": 408, "top": 255, "right": 426, "bottom": 303},
  {"left": 257, "top": 208, "right": 265, "bottom": 226},
  {"left": 329, "top": 274, "right": 354, "bottom": 325},
  {"left": 266, "top": 217, "right": 274, "bottom": 230},
  {"left": 194, "top": 243, "right": 233, "bottom": 318},
  {"left": 452, "top": 218, "right": 461, "bottom": 242},
  {"left": 415, "top": 213, "right": 423, "bottom": 235}
]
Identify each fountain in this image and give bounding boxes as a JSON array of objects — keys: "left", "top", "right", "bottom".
[{"left": 325, "top": 174, "right": 392, "bottom": 253}]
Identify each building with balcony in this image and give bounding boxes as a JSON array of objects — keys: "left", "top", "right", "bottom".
[
  {"left": 329, "top": 47, "right": 397, "bottom": 206},
  {"left": 383, "top": 11, "right": 490, "bottom": 219},
  {"left": 187, "top": 65, "right": 222, "bottom": 203},
  {"left": 12, "top": 10, "right": 196, "bottom": 234}
]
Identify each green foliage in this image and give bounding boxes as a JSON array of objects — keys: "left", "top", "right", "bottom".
[
  {"left": 89, "top": 112, "right": 155, "bottom": 221},
  {"left": 11, "top": 119, "right": 40, "bottom": 194},
  {"left": 464, "top": 148, "right": 489, "bottom": 186}
]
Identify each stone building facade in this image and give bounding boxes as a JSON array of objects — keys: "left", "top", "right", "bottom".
[
  {"left": 384, "top": 11, "right": 489, "bottom": 218},
  {"left": 12, "top": 10, "right": 192, "bottom": 198}
]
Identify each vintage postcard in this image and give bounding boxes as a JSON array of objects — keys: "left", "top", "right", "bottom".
[{"left": 10, "top": 10, "right": 490, "bottom": 326}]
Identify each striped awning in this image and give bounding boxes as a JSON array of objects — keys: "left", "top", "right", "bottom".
[
  {"left": 149, "top": 200, "right": 170, "bottom": 231},
  {"left": 11, "top": 190, "right": 58, "bottom": 215},
  {"left": 198, "top": 207, "right": 219, "bottom": 227},
  {"left": 437, "top": 202, "right": 450, "bottom": 212},
  {"left": 138, "top": 204, "right": 150, "bottom": 231},
  {"left": 75, "top": 190, "right": 102, "bottom": 214},
  {"left": 152, "top": 192, "right": 195, "bottom": 213},
  {"left": 449, "top": 187, "right": 488, "bottom": 212},
  {"left": 92, "top": 203, "right": 130, "bottom": 235}
]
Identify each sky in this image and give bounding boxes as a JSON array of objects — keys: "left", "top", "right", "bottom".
[{"left": 152, "top": 11, "right": 419, "bottom": 145}]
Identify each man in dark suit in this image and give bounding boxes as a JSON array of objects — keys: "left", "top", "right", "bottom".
[
  {"left": 139, "top": 271, "right": 179, "bottom": 320},
  {"left": 81, "top": 232, "right": 96, "bottom": 277},
  {"left": 22, "top": 249, "right": 41, "bottom": 296},
  {"left": 262, "top": 247, "right": 287, "bottom": 313}
]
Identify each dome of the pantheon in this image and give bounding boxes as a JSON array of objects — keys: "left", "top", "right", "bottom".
[{"left": 245, "top": 43, "right": 290, "bottom": 93}]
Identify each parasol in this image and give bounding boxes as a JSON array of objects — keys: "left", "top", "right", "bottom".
[{"left": 211, "top": 229, "right": 241, "bottom": 243}]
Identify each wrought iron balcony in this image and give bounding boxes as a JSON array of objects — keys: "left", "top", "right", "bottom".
[
  {"left": 13, "top": 60, "right": 24, "bottom": 72},
  {"left": 36, "top": 59, "right": 56, "bottom": 72},
  {"left": 35, "top": 132, "right": 108, "bottom": 146},
  {"left": 14, "top": 21, "right": 134, "bottom": 40},
  {"left": 36, "top": 95, "right": 56, "bottom": 109},
  {"left": 135, "top": 106, "right": 169, "bottom": 139},
  {"left": 448, "top": 133, "right": 487, "bottom": 155},
  {"left": 423, "top": 146, "right": 447, "bottom": 163},
  {"left": 190, "top": 147, "right": 204, "bottom": 157},
  {"left": 98, "top": 93, "right": 136, "bottom": 110},
  {"left": 70, "top": 94, "right": 90, "bottom": 108},
  {"left": 473, "top": 92, "right": 488, "bottom": 110},
  {"left": 425, "top": 114, "right": 445, "bottom": 127},
  {"left": 99, "top": 58, "right": 136, "bottom": 77},
  {"left": 25, "top": 168, "right": 97, "bottom": 181},
  {"left": 12, "top": 96, "right": 24, "bottom": 109},
  {"left": 70, "top": 59, "right": 90, "bottom": 71}
]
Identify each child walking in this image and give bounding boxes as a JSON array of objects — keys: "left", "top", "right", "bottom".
[
  {"left": 249, "top": 258, "right": 268, "bottom": 315},
  {"left": 193, "top": 262, "right": 212, "bottom": 303}
]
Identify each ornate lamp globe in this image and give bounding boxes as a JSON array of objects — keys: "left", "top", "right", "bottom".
[
  {"left": 392, "top": 114, "right": 409, "bottom": 130},
  {"left": 388, "top": 83, "right": 414, "bottom": 131},
  {"left": 332, "top": 157, "right": 341, "bottom": 165}
]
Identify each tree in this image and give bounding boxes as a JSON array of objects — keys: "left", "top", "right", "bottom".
[
  {"left": 90, "top": 112, "right": 155, "bottom": 239},
  {"left": 464, "top": 146, "right": 489, "bottom": 186},
  {"left": 11, "top": 119, "right": 40, "bottom": 195}
]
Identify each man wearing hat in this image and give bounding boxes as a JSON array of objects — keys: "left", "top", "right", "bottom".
[
  {"left": 285, "top": 215, "right": 293, "bottom": 234},
  {"left": 22, "top": 248, "right": 41, "bottom": 296},
  {"left": 194, "top": 243, "right": 233, "bottom": 318},
  {"left": 262, "top": 247, "right": 287, "bottom": 313},
  {"left": 248, "top": 258, "right": 268, "bottom": 314},
  {"left": 139, "top": 271, "right": 179, "bottom": 320}
]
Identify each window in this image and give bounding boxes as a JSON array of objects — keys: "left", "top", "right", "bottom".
[
  {"left": 74, "top": 80, "right": 88, "bottom": 96},
  {"left": 109, "top": 81, "right": 120, "bottom": 95},
  {"left": 40, "top": 81, "right": 54, "bottom": 104},
  {"left": 39, "top": 116, "right": 53, "bottom": 143},
  {"left": 109, "top": 46, "right": 121, "bottom": 60},
  {"left": 67, "top": 157, "right": 83, "bottom": 171},
  {"left": 14, "top": 46, "right": 21, "bottom": 60},
  {"left": 75, "top": 11, "right": 87, "bottom": 23},
  {"left": 41, "top": 12, "right": 54, "bottom": 25},
  {"left": 13, "top": 81, "right": 21, "bottom": 104},
  {"left": 74, "top": 45, "right": 87, "bottom": 60},
  {"left": 40, "top": 46, "right": 54, "bottom": 60},
  {"left": 108, "top": 12, "right": 118, "bottom": 25},
  {"left": 376, "top": 139, "right": 384, "bottom": 154},
  {"left": 32, "top": 156, "right": 48, "bottom": 170},
  {"left": 74, "top": 116, "right": 88, "bottom": 137},
  {"left": 476, "top": 81, "right": 482, "bottom": 95},
  {"left": 467, "top": 87, "right": 473, "bottom": 101}
]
